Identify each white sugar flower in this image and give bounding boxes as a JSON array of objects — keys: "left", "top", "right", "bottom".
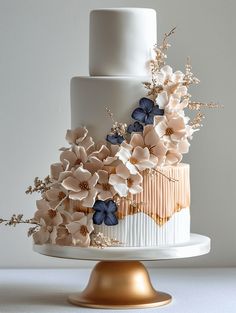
[
  {"left": 66, "top": 212, "right": 94, "bottom": 247},
  {"left": 45, "top": 186, "right": 68, "bottom": 209},
  {"left": 60, "top": 145, "right": 88, "bottom": 170},
  {"left": 33, "top": 199, "right": 63, "bottom": 245},
  {"left": 154, "top": 115, "right": 187, "bottom": 143},
  {"left": 109, "top": 163, "right": 143, "bottom": 197},
  {"left": 34, "top": 199, "right": 63, "bottom": 226},
  {"left": 33, "top": 218, "right": 58, "bottom": 245},
  {"left": 165, "top": 150, "right": 183, "bottom": 165},
  {"left": 130, "top": 125, "right": 167, "bottom": 166},
  {"left": 156, "top": 65, "right": 187, "bottom": 97},
  {"left": 66, "top": 127, "right": 94, "bottom": 153},
  {"left": 96, "top": 170, "right": 117, "bottom": 200},
  {"left": 116, "top": 142, "right": 156, "bottom": 175},
  {"left": 61, "top": 167, "right": 98, "bottom": 208},
  {"left": 158, "top": 94, "right": 189, "bottom": 113},
  {"left": 167, "top": 139, "right": 190, "bottom": 155}
]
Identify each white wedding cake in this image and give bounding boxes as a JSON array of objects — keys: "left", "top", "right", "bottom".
[{"left": 31, "top": 8, "right": 206, "bottom": 248}]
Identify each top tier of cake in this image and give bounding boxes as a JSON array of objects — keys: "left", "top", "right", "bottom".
[{"left": 89, "top": 8, "right": 157, "bottom": 76}]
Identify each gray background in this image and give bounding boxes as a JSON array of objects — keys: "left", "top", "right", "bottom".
[{"left": 0, "top": 0, "right": 234, "bottom": 268}]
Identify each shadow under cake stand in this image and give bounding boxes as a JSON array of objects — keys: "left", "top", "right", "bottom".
[{"left": 34, "top": 233, "right": 210, "bottom": 309}]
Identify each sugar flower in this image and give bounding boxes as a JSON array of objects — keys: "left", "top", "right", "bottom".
[
  {"left": 92, "top": 200, "right": 118, "bottom": 226},
  {"left": 50, "top": 163, "right": 64, "bottom": 181},
  {"left": 96, "top": 170, "right": 116, "bottom": 200},
  {"left": 106, "top": 133, "right": 125, "bottom": 144},
  {"left": 130, "top": 125, "right": 167, "bottom": 166},
  {"left": 131, "top": 97, "right": 164, "bottom": 125},
  {"left": 45, "top": 186, "right": 68, "bottom": 209},
  {"left": 33, "top": 199, "right": 63, "bottom": 245},
  {"left": 127, "top": 121, "right": 144, "bottom": 134},
  {"left": 66, "top": 212, "right": 94, "bottom": 247},
  {"left": 66, "top": 127, "right": 94, "bottom": 152},
  {"left": 154, "top": 115, "right": 187, "bottom": 143},
  {"left": 116, "top": 142, "right": 156, "bottom": 174},
  {"left": 157, "top": 93, "right": 188, "bottom": 112},
  {"left": 60, "top": 145, "right": 88, "bottom": 170},
  {"left": 34, "top": 199, "right": 63, "bottom": 226},
  {"left": 109, "top": 163, "right": 143, "bottom": 197},
  {"left": 33, "top": 218, "right": 57, "bottom": 245},
  {"left": 156, "top": 65, "right": 187, "bottom": 97},
  {"left": 165, "top": 150, "right": 183, "bottom": 165},
  {"left": 56, "top": 225, "right": 72, "bottom": 246},
  {"left": 62, "top": 167, "right": 98, "bottom": 208}
]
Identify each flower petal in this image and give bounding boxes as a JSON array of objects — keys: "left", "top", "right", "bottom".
[
  {"left": 130, "top": 133, "right": 144, "bottom": 148},
  {"left": 69, "top": 190, "right": 88, "bottom": 201},
  {"left": 104, "top": 213, "right": 118, "bottom": 226},
  {"left": 74, "top": 167, "right": 91, "bottom": 182},
  {"left": 62, "top": 177, "right": 80, "bottom": 192},
  {"left": 156, "top": 91, "right": 168, "bottom": 109},
  {"left": 139, "top": 97, "right": 154, "bottom": 113},
  {"left": 106, "top": 200, "right": 117, "bottom": 213},
  {"left": 93, "top": 211, "right": 105, "bottom": 225},
  {"left": 131, "top": 108, "right": 146, "bottom": 123},
  {"left": 88, "top": 172, "right": 99, "bottom": 188},
  {"left": 82, "top": 189, "right": 97, "bottom": 208}
]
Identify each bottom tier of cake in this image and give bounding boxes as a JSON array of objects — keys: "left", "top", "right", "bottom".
[{"left": 94, "top": 208, "right": 190, "bottom": 247}]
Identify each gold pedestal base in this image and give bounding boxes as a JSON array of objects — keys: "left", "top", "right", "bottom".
[{"left": 68, "top": 261, "right": 172, "bottom": 309}]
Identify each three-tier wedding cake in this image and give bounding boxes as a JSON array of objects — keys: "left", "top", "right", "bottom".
[{"left": 30, "top": 8, "right": 209, "bottom": 248}]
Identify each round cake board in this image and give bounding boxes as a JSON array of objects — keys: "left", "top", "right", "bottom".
[{"left": 33, "top": 233, "right": 210, "bottom": 309}]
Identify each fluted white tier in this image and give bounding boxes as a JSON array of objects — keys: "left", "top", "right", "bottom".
[
  {"left": 89, "top": 8, "right": 156, "bottom": 76},
  {"left": 71, "top": 76, "right": 147, "bottom": 142},
  {"left": 94, "top": 209, "right": 190, "bottom": 247},
  {"left": 33, "top": 234, "right": 210, "bottom": 261}
]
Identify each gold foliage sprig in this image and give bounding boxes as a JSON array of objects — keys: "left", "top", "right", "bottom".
[
  {"left": 150, "top": 27, "right": 176, "bottom": 73},
  {"left": 190, "top": 111, "right": 205, "bottom": 129},
  {"left": 106, "top": 107, "right": 127, "bottom": 137},
  {"left": 188, "top": 101, "right": 223, "bottom": 110},
  {"left": 143, "top": 27, "right": 176, "bottom": 98},
  {"left": 183, "top": 57, "right": 200, "bottom": 87},
  {"left": 90, "top": 232, "right": 122, "bottom": 248},
  {"left": 0, "top": 214, "right": 40, "bottom": 237},
  {"left": 25, "top": 176, "right": 51, "bottom": 195}
]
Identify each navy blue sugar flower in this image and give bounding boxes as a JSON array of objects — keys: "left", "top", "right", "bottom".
[
  {"left": 131, "top": 97, "right": 164, "bottom": 125},
  {"left": 127, "top": 121, "right": 144, "bottom": 134},
  {"left": 92, "top": 200, "right": 118, "bottom": 226},
  {"left": 106, "top": 133, "right": 125, "bottom": 145}
]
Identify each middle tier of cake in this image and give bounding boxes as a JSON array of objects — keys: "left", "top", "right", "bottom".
[{"left": 71, "top": 76, "right": 147, "bottom": 142}]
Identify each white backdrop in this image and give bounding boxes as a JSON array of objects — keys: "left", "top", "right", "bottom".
[{"left": 0, "top": 0, "right": 234, "bottom": 268}]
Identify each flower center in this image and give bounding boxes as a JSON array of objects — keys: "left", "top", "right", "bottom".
[
  {"left": 165, "top": 127, "right": 174, "bottom": 136},
  {"left": 48, "top": 209, "right": 57, "bottom": 219},
  {"left": 79, "top": 181, "right": 90, "bottom": 191},
  {"left": 130, "top": 157, "right": 138, "bottom": 164},
  {"left": 58, "top": 191, "right": 66, "bottom": 201},
  {"left": 164, "top": 78, "right": 169, "bottom": 85},
  {"left": 75, "top": 158, "right": 82, "bottom": 166},
  {"left": 80, "top": 225, "right": 89, "bottom": 237},
  {"left": 127, "top": 178, "right": 133, "bottom": 188},
  {"left": 102, "top": 183, "right": 110, "bottom": 191}
]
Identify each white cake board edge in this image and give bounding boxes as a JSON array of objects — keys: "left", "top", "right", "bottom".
[{"left": 33, "top": 233, "right": 210, "bottom": 261}]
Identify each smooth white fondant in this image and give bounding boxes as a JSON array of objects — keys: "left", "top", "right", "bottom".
[
  {"left": 33, "top": 234, "right": 211, "bottom": 261},
  {"left": 89, "top": 8, "right": 157, "bottom": 76},
  {"left": 71, "top": 76, "right": 147, "bottom": 142},
  {"left": 94, "top": 208, "right": 190, "bottom": 247}
]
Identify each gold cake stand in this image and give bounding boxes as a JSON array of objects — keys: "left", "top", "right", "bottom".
[{"left": 34, "top": 233, "right": 210, "bottom": 309}]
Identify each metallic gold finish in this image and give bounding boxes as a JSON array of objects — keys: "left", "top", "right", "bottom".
[{"left": 68, "top": 261, "right": 172, "bottom": 309}]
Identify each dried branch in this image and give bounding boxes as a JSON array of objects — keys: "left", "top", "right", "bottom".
[
  {"left": 188, "top": 101, "right": 223, "bottom": 110},
  {"left": 25, "top": 176, "right": 51, "bottom": 195},
  {"left": 190, "top": 111, "right": 205, "bottom": 128}
]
